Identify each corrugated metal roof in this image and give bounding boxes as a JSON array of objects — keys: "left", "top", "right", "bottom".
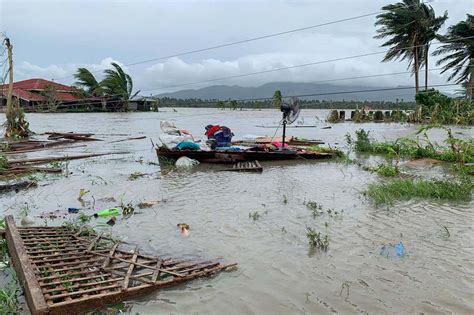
[
  {"left": 0, "top": 78, "right": 83, "bottom": 102},
  {"left": 0, "top": 78, "right": 76, "bottom": 92}
]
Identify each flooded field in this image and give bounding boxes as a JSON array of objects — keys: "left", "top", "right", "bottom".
[{"left": 1, "top": 109, "right": 473, "bottom": 314}]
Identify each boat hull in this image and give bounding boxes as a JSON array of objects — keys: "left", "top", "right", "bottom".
[{"left": 156, "top": 147, "right": 334, "bottom": 163}]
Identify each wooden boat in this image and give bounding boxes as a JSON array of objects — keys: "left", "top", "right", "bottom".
[{"left": 156, "top": 147, "right": 335, "bottom": 163}]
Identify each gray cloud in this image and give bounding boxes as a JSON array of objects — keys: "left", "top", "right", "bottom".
[{"left": 2, "top": 0, "right": 471, "bottom": 95}]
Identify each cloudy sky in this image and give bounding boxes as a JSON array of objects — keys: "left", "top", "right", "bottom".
[{"left": 0, "top": 0, "right": 471, "bottom": 96}]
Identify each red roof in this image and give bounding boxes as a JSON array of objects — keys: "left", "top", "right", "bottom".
[
  {"left": 0, "top": 78, "right": 76, "bottom": 92},
  {"left": 0, "top": 78, "right": 82, "bottom": 102}
]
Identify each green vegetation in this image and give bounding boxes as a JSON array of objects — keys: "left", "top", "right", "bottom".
[
  {"left": 0, "top": 237, "right": 21, "bottom": 314},
  {"left": 272, "top": 90, "right": 282, "bottom": 108},
  {"left": 305, "top": 200, "right": 323, "bottom": 218},
  {"left": 375, "top": 163, "right": 399, "bottom": 177},
  {"left": 346, "top": 127, "right": 474, "bottom": 164},
  {"left": 74, "top": 62, "right": 139, "bottom": 112},
  {"left": 306, "top": 227, "right": 329, "bottom": 251},
  {"left": 0, "top": 155, "right": 8, "bottom": 171},
  {"left": 0, "top": 266, "right": 21, "bottom": 314},
  {"left": 327, "top": 109, "right": 340, "bottom": 123},
  {"left": 366, "top": 177, "right": 473, "bottom": 206},
  {"left": 374, "top": 0, "right": 448, "bottom": 92},
  {"left": 433, "top": 14, "right": 473, "bottom": 100},
  {"left": 414, "top": 90, "right": 473, "bottom": 125}
]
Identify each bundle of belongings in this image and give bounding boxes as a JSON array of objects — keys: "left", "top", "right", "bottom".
[
  {"left": 159, "top": 121, "right": 237, "bottom": 151},
  {"left": 159, "top": 121, "right": 201, "bottom": 150},
  {"left": 204, "top": 124, "right": 235, "bottom": 149}
]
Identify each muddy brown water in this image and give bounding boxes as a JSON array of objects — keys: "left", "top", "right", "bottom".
[{"left": 1, "top": 109, "right": 473, "bottom": 314}]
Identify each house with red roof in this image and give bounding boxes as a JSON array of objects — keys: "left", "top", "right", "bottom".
[{"left": 0, "top": 78, "right": 97, "bottom": 110}]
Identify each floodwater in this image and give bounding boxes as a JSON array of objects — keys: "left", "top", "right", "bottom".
[{"left": 1, "top": 109, "right": 473, "bottom": 314}]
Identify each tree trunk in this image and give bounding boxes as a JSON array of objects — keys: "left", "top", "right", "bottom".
[
  {"left": 414, "top": 45, "right": 420, "bottom": 94},
  {"left": 101, "top": 98, "right": 107, "bottom": 111},
  {"left": 424, "top": 45, "right": 429, "bottom": 91}
]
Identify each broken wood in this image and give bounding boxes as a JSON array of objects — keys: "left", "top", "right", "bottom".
[
  {"left": 219, "top": 160, "right": 263, "bottom": 173},
  {"left": 8, "top": 151, "right": 129, "bottom": 166},
  {"left": 109, "top": 136, "right": 147, "bottom": 143},
  {"left": 4, "top": 217, "right": 235, "bottom": 314},
  {"left": 0, "top": 181, "right": 37, "bottom": 193}
]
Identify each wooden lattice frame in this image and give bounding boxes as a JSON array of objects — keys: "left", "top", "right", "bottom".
[{"left": 4, "top": 216, "right": 235, "bottom": 314}]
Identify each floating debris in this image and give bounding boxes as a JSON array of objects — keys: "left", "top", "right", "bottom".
[
  {"left": 177, "top": 223, "right": 189, "bottom": 236},
  {"left": 3, "top": 216, "right": 235, "bottom": 314},
  {"left": 220, "top": 160, "right": 263, "bottom": 173}
]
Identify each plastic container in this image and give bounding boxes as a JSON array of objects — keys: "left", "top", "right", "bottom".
[{"left": 94, "top": 208, "right": 119, "bottom": 218}]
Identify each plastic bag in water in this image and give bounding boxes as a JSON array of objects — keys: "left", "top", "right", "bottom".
[{"left": 175, "top": 156, "right": 200, "bottom": 168}]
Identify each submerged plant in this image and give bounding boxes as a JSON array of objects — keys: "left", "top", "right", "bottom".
[
  {"left": 0, "top": 266, "right": 21, "bottom": 314},
  {"left": 249, "top": 211, "right": 261, "bottom": 221},
  {"left": 306, "top": 227, "right": 329, "bottom": 251},
  {"left": 375, "top": 163, "right": 399, "bottom": 177},
  {"left": 305, "top": 200, "right": 323, "bottom": 218}
]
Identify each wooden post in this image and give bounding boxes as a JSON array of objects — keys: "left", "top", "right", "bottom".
[{"left": 4, "top": 37, "right": 14, "bottom": 125}]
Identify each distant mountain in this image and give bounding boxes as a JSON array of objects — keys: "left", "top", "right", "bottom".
[{"left": 155, "top": 82, "right": 416, "bottom": 102}]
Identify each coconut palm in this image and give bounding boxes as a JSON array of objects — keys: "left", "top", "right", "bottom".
[
  {"left": 101, "top": 62, "right": 139, "bottom": 111},
  {"left": 433, "top": 14, "right": 474, "bottom": 100},
  {"left": 419, "top": 5, "right": 448, "bottom": 90},
  {"left": 374, "top": 0, "right": 447, "bottom": 93},
  {"left": 73, "top": 68, "right": 107, "bottom": 110}
]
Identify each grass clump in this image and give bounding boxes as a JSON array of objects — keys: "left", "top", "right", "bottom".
[
  {"left": 346, "top": 127, "right": 474, "bottom": 164},
  {"left": 375, "top": 163, "right": 399, "bottom": 177},
  {"left": 0, "top": 155, "right": 9, "bottom": 171},
  {"left": 366, "top": 177, "right": 473, "bottom": 206},
  {"left": 306, "top": 227, "right": 329, "bottom": 251}
]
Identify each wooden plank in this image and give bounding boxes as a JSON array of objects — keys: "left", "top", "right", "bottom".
[
  {"left": 151, "top": 259, "right": 162, "bottom": 282},
  {"left": 90, "top": 251, "right": 183, "bottom": 277},
  {"left": 5, "top": 216, "right": 49, "bottom": 315},
  {"left": 122, "top": 248, "right": 138, "bottom": 289},
  {"left": 101, "top": 243, "right": 119, "bottom": 269},
  {"left": 86, "top": 233, "right": 103, "bottom": 251}
]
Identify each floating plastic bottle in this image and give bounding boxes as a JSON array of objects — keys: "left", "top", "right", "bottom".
[{"left": 94, "top": 208, "right": 119, "bottom": 218}]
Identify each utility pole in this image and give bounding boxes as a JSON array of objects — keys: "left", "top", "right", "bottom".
[
  {"left": 3, "top": 36, "right": 29, "bottom": 138},
  {"left": 5, "top": 37, "right": 14, "bottom": 123}
]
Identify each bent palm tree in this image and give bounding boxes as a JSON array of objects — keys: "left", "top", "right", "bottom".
[
  {"left": 419, "top": 5, "right": 448, "bottom": 90},
  {"left": 101, "top": 63, "right": 140, "bottom": 111},
  {"left": 374, "top": 0, "right": 447, "bottom": 93},
  {"left": 433, "top": 14, "right": 474, "bottom": 100},
  {"left": 73, "top": 68, "right": 107, "bottom": 110}
]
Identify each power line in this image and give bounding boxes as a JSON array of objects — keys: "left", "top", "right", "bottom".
[
  {"left": 27, "top": 83, "right": 460, "bottom": 110},
  {"left": 139, "top": 37, "right": 474, "bottom": 93},
  {"left": 51, "top": 35, "right": 473, "bottom": 101},
  {"left": 53, "top": 0, "right": 437, "bottom": 82},
  {"left": 53, "top": 12, "right": 381, "bottom": 81}
]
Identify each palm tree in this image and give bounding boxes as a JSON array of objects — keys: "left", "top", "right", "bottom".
[
  {"left": 433, "top": 14, "right": 474, "bottom": 100},
  {"left": 374, "top": 0, "right": 447, "bottom": 93},
  {"left": 73, "top": 68, "right": 107, "bottom": 110},
  {"left": 101, "top": 63, "right": 139, "bottom": 111},
  {"left": 419, "top": 5, "right": 448, "bottom": 90}
]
